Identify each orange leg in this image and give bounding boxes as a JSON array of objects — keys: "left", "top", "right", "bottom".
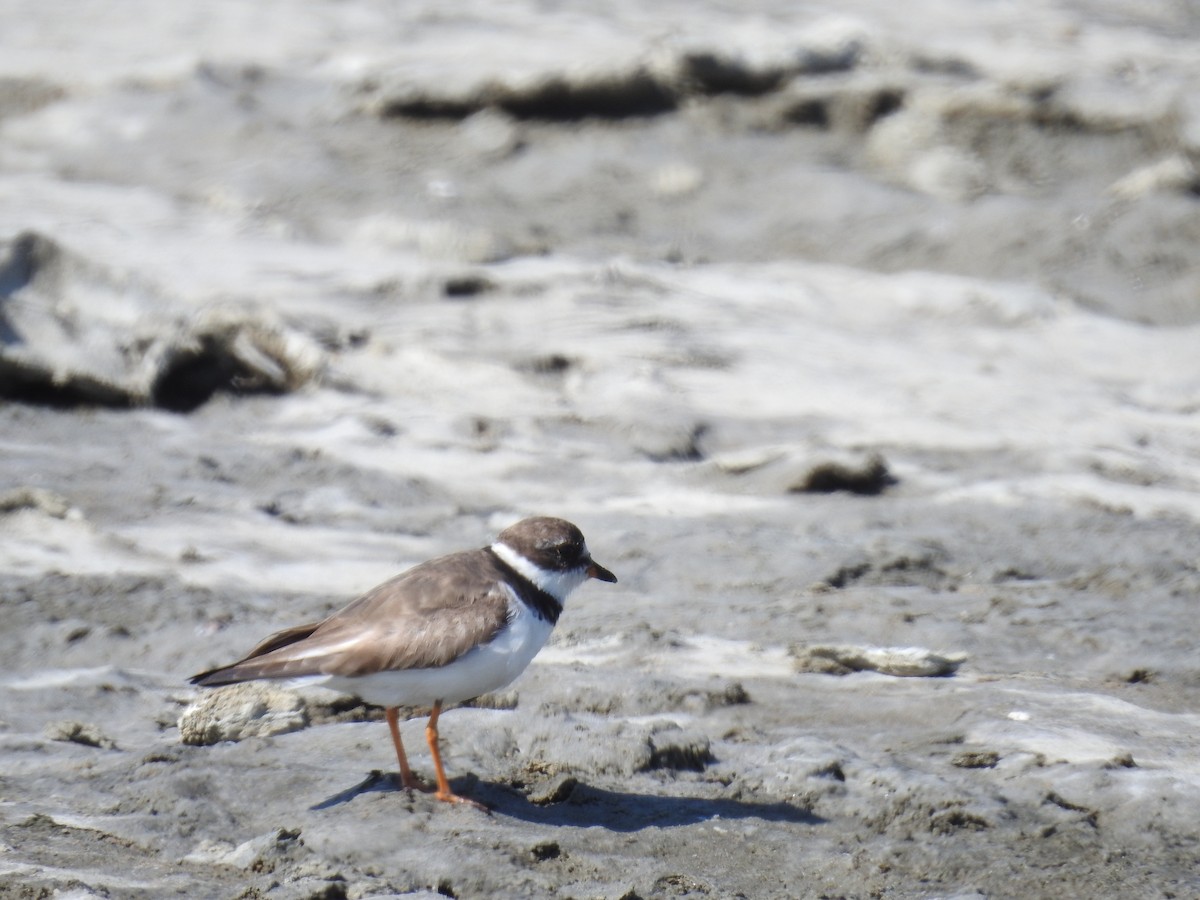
[
  {"left": 385, "top": 706, "right": 430, "bottom": 792},
  {"left": 426, "top": 701, "right": 488, "bottom": 811}
]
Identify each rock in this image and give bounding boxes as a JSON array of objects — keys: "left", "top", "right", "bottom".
[
  {"left": 952, "top": 750, "right": 1001, "bottom": 769},
  {"left": 698, "top": 447, "right": 895, "bottom": 497},
  {"left": 178, "top": 683, "right": 308, "bottom": 746},
  {"left": 43, "top": 720, "right": 118, "bottom": 750},
  {"left": 527, "top": 773, "right": 579, "bottom": 805},
  {"left": 787, "top": 452, "right": 895, "bottom": 495},
  {"left": 0, "top": 487, "right": 78, "bottom": 519},
  {"left": 791, "top": 644, "right": 967, "bottom": 677}
]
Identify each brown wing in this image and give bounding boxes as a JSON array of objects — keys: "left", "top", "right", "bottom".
[{"left": 190, "top": 549, "right": 512, "bottom": 686}]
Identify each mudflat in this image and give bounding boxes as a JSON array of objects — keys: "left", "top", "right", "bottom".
[{"left": 3, "top": 3, "right": 1200, "bottom": 898}]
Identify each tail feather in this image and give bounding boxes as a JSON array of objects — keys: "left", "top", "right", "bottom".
[
  {"left": 190, "top": 620, "right": 323, "bottom": 687},
  {"left": 189, "top": 665, "right": 252, "bottom": 687}
]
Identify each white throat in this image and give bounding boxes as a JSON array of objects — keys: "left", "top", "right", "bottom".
[{"left": 491, "top": 541, "right": 589, "bottom": 605}]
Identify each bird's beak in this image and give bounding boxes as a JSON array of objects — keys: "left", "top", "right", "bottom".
[{"left": 586, "top": 559, "right": 618, "bottom": 583}]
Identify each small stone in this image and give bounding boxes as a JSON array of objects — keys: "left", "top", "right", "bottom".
[
  {"left": 792, "top": 644, "right": 966, "bottom": 677},
  {"left": 0, "top": 487, "right": 76, "bottom": 519},
  {"left": 528, "top": 774, "right": 578, "bottom": 805},
  {"left": 1105, "top": 753, "right": 1137, "bottom": 769},
  {"left": 43, "top": 720, "right": 118, "bottom": 750},
  {"left": 788, "top": 453, "right": 895, "bottom": 495},
  {"left": 951, "top": 750, "right": 1000, "bottom": 769}
]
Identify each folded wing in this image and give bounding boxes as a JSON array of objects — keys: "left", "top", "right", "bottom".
[{"left": 190, "top": 551, "right": 512, "bottom": 686}]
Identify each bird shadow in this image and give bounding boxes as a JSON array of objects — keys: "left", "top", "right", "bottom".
[
  {"left": 310, "top": 770, "right": 410, "bottom": 810},
  {"left": 311, "top": 770, "right": 823, "bottom": 831}
]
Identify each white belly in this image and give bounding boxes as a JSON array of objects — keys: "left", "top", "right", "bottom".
[{"left": 311, "top": 599, "right": 554, "bottom": 708}]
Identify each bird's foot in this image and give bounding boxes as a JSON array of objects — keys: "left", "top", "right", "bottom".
[
  {"left": 389, "top": 773, "right": 486, "bottom": 809},
  {"left": 434, "top": 789, "right": 490, "bottom": 812}
]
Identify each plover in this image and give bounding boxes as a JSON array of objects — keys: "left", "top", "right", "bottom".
[{"left": 191, "top": 516, "right": 617, "bottom": 808}]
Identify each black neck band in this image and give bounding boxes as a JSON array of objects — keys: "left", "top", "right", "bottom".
[{"left": 486, "top": 548, "right": 563, "bottom": 624}]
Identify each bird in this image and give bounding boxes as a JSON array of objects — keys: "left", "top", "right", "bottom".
[{"left": 190, "top": 516, "right": 617, "bottom": 809}]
